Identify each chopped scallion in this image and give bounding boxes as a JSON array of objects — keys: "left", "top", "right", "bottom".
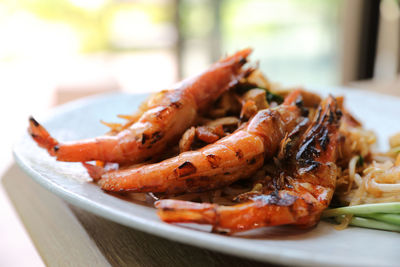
[
  {"left": 358, "top": 213, "right": 400, "bottom": 226},
  {"left": 322, "top": 202, "right": 400, "bottom": 218},
  {"left": 357, "top": 155, "right": 364, "bottom": 166},
  {"left": 266, "top": 91, "right": 284, "bottom": 104},
  {"left": 334, "top": 215, "right": 400, "bottom": 232}
]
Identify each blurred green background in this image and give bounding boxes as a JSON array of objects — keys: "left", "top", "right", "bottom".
[{"left": 0, "top": 0, "right": 341, "bottom": 87}]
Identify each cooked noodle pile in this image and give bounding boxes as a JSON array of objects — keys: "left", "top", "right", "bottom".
[{"left": 336, "top": 132, "right": 400, "bottom": 206}]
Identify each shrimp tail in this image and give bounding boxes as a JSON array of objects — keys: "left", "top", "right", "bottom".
[
  {"left": 83, "top": 162, "right": 119, "bottom": 181},
  {"left": 155, "top": 200, "right": 217, "bottom": 225},
  {"left": 83, "top": 163, "right": 106, "bottom": 181},
  {"left": 28, "top": 116, "right": 59, "bottom": 156}
]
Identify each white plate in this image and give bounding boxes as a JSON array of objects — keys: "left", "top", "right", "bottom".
[{"left": 13, "top": 88, "right": 400, "bottom": 267}]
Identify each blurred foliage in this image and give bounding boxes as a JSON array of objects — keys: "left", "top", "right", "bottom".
[
  {"left": 0, "top": 0, "right": 174, "bottom": 53},
  {"left": 0, "top": 0, "right": 342, "bottom": 85},
  {"left": 221, "top": 0, "right": 339, "bottom": 46},
  {"left": 2, "top": 0, "right": 108, "bottom": 52},
  {"left": 179, "top": 0, "right": 214, "bottom": 39},
  {"left": 220, "top": 0, "right": 341, "bottom": 85}
]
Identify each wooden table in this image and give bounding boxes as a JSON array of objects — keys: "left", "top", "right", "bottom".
[{"left": 2, "top": 164, "right": 277, "bottom": 266}]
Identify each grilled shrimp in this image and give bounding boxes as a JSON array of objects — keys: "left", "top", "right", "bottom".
[
  {"left": 98, "top": 90, "right": 305, "bottom": 194},
  {"left": 28, "top": 49, "right": 252, "bottom": 164},
  {"left": 155, "top": 95, "right": 342, "bottom": 233}
]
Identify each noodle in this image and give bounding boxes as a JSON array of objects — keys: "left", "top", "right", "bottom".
[
  {"left": 335, "top": 149, "right": 400, "bottom": 208},
  {"left": 347, "top": 156, "right": 359, "bottom": 192}
]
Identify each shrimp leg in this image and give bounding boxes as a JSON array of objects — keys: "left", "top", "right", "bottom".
[
  {"left": 28, "top": 48, "right": 252, "bottom": 164},
  {"left": 98, "top": 90, "right": 305, "bottom": 194},
  {"left": 155, "top": 95, "right": 342, "bottom": 233}
]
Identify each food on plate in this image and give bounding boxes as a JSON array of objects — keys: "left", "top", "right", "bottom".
[
  {"left": 156, "top": 96, "right": 341, "bottom": 233},
  {"left": 97, "top": 89, "right": 304, "bottom": 194},
  {"left": 27, "top": 48, "right": 400, "bottom": 234},
  {"left": 322, "top": 130, "right": 400, "bottom": 232},
  {"left": 28, "top": 48, "right": 252, "bottom": 164}
]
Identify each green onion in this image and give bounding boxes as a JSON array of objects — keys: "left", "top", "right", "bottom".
[
  {"left": 239, "top": 85, "right": 284, "bottom": 104},
  {"left": 334, "top": 215, "right": 400, "bottom": 232},
  {"left": 266, "top": 91, "right": 284, "bottom": 104},
  {"left": 358, "top": 213, "right": 400, "bottom": 226},
  {"left": 321, "top": 202, "right": 400, "bottom": 218},
  {"left": 357, "top": 155, "right": 364, "bottom": 166}
]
